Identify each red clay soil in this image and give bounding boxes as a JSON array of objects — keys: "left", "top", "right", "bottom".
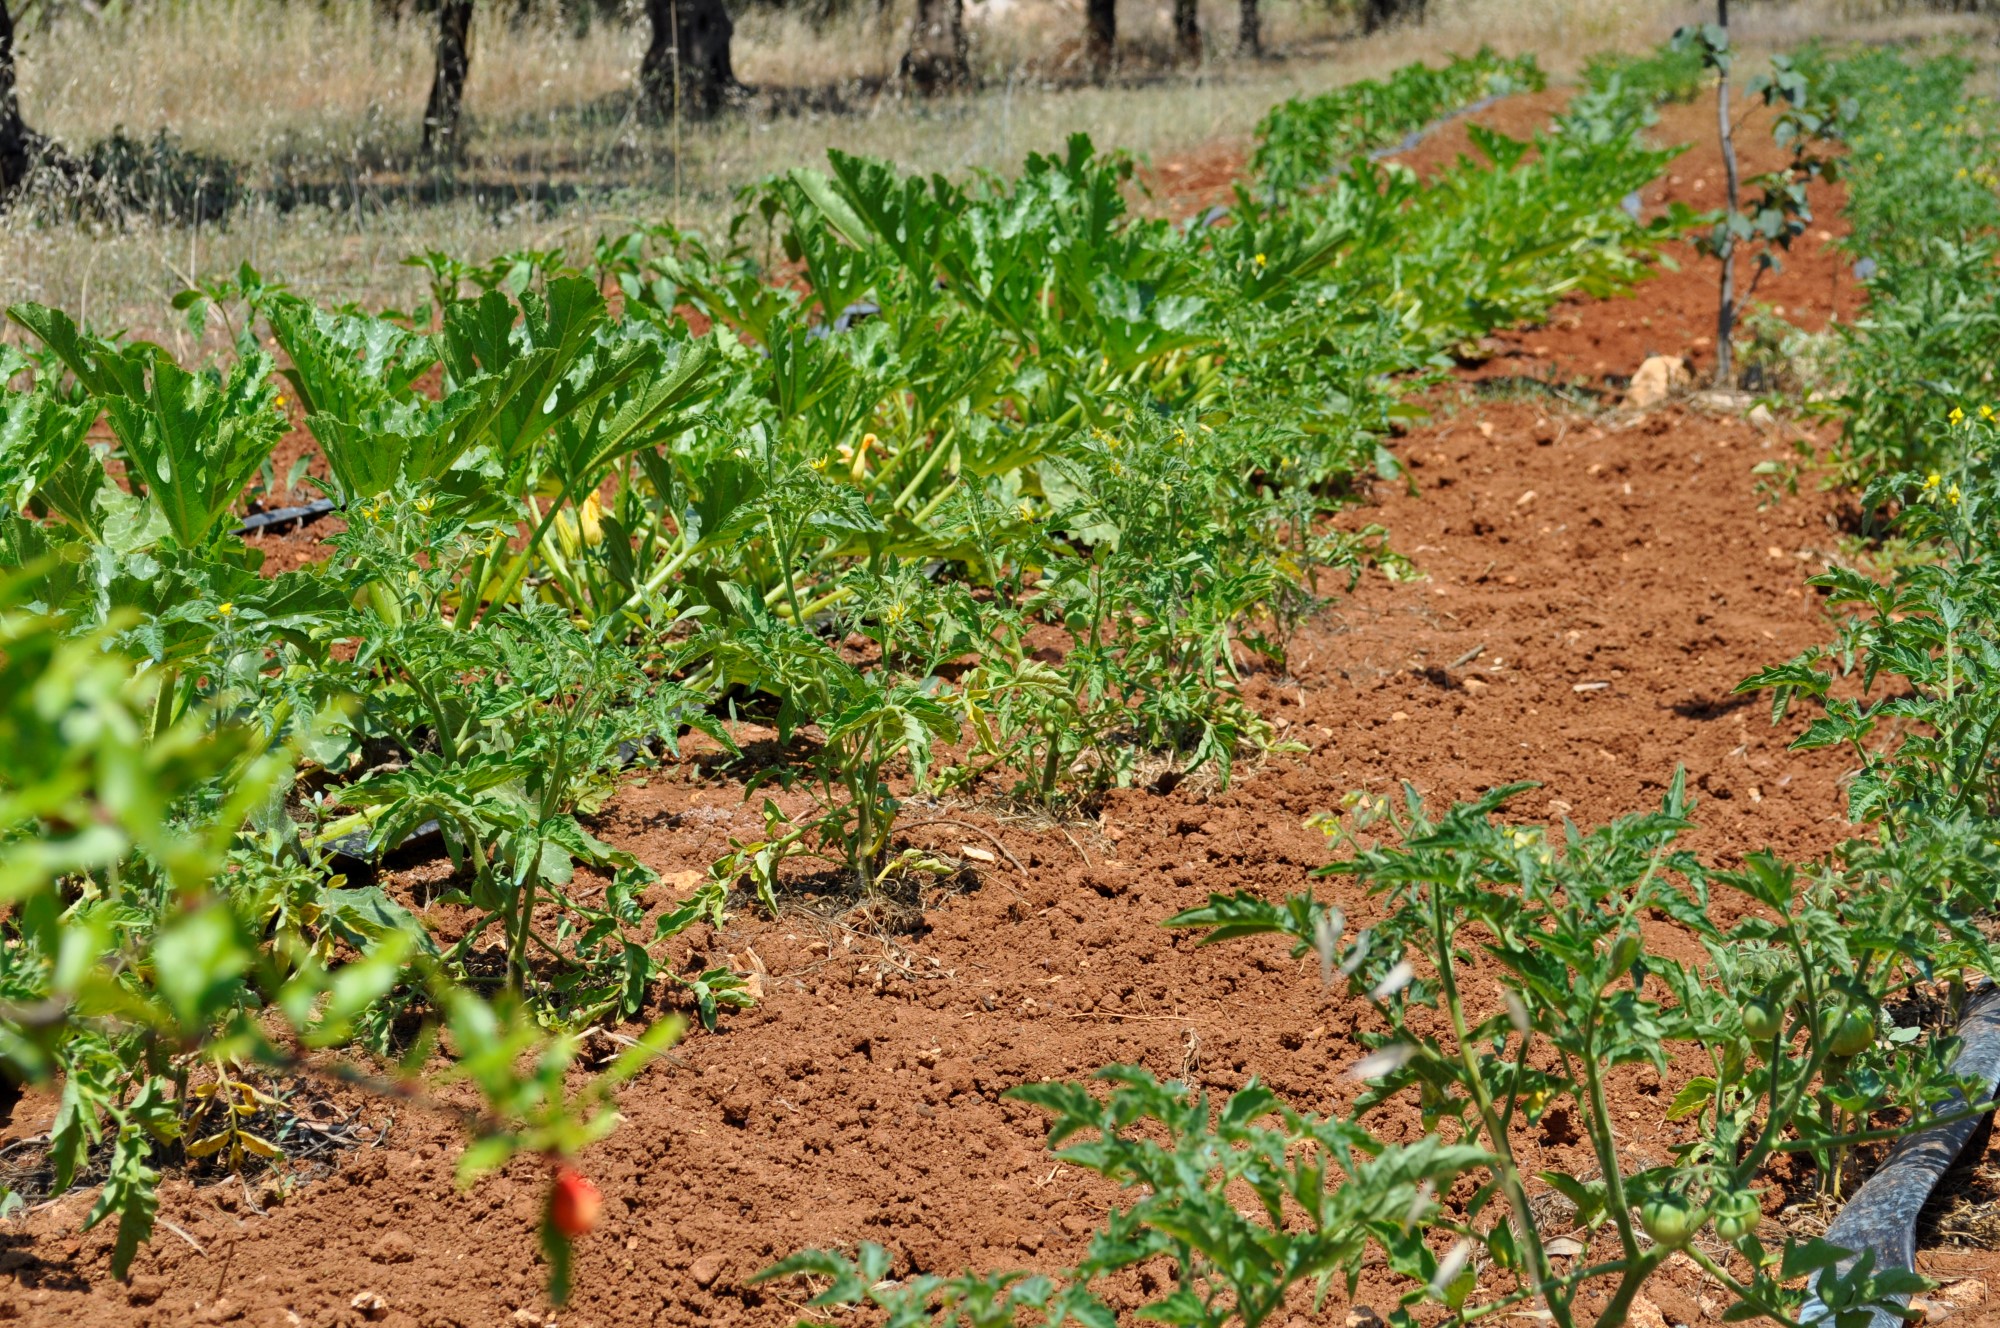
[{"left": 10, "top": 93, "right": 2000, "bottom": 1328}]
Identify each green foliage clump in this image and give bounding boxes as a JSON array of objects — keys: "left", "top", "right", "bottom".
[
  {"left": 1790, "top": 49, "right": 2000, "bottom": 480},
  {"left": 1252, "top": 48, "right": 1546, "bottom": 194},
  {"left": 1584, "top": 42, "right": 1709, "bottom": 104}
]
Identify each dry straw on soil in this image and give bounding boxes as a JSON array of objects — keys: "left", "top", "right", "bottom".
[{"left": 0, "top": 0, "right": 1985, "bottom": 348}]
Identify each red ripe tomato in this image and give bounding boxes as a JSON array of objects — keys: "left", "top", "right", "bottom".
[{"left": 549, "top": 1168, "right": 602, "bottom": 1239}]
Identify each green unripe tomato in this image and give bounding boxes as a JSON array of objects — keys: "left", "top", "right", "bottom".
[
  {"left": 1639, "top": 1196, "right": 1702, "bottom": 1249},
  {"left": 1713, "top": 1191, "right": 1762, "bottom": 1242},
  {"left": 1828, "top": 1008, "right": 1876, "bottom": 1058},
  {"left": 1742, "top": 997, "right": 1784, "bottom": 1042},
  {"left": 1607, "top": 932, "right": 1642, "bottom": 977}
]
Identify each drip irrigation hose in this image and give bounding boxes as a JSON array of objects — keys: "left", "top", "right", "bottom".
[
  {"left": 1364, "top": 90, "right": 1511, "bottom": 165},
  {"left": 1804, "top": 983, "right": 2000, "bottom": 1326},
  {"left": 321, "top": 738, "right": 667, "bottom": 861},
  {"left": 234, "top": 497, "right": 336, "bottom": 536}
]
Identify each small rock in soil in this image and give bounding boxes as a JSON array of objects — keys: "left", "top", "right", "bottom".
[
  {"left": 1909, "top": 1295, "right": 1951, "bottom": 1324},
  {"left": 1627, "top": 355, "right": 1692, "bottom": 408},
  {"left": 690, "top": 1251, "right": 729, "bottom": 1289},
  {"left": 350, "top": 1290, "right": 388, "bottom": 1322},
  {"left": 1628, "top": 1295, "right": 1668, "bottom": 1328},
  {"left": 368, "top": 1231, "right": 415, "bottom": 1263},
  {"left": 1944, "top": 1280, "right": 1988, "bottom": 1308},
  {"left": 1344, "top": 1308, "right": 1385, "bottom": 1328},
  {"left": 126, "top": 1276, "right": 166, "bottom": 1306}
]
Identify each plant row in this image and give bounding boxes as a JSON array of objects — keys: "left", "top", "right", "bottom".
[
  {"left": 1251, "top": 47, "right": 1545, "bottom": 193},
  {"left": 1797, "top": 45, "right": 2000, "bottom": 480},
  {"left": 0, "top": 54, "right": 1680, "bottom": 1293}
]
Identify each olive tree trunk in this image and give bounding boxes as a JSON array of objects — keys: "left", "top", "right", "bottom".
[
  {"left": 1084, "top": 0, "right": 1115, "bottom": 74},
  {"left": 642, "top": 0, "right": 737, "bottom": 119},
  {"left": 1171, "top": 0, "right": 1200, "bottom": 62},
  {"left": 0, "top": 0, "right": 34, "bottom": 196},
  {"left": 422, "top": 0, "right": 475, "bottom": 157},
  {"left": 0, "top": 1, "right": 78, "bottom": 206},
  {"left": 903, "top": 0, "right": 968, "bottom": 91},
  {"left": 1237, "top": 0, "right": 1261, "bottom": 55},
  {"left": 1362, "top": 0, "right": 1427, "bottom": 34}
]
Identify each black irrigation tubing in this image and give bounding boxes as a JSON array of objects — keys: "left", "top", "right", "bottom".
[
  {"left": 234, "top": 497, "right": 336, "bottom": 536},
  {"left": 1365, "top": 89, "right": 1512, "bottom": 165},
  {"left": 323, "top": 818, "right": 440, "bottom": 862},
  {"left": 1804, "top": 983, "right": 2000, "bottom": 1327},
  {"left": 321, "top": 737, "right": 670, "bottom": 862}
]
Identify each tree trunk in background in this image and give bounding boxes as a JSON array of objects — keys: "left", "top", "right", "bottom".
[
  {"left": 642, "top": 0, "right": 737, "bottom": 119},
  {"left": 1172, "top": 0, "right": 1200, "bottom": 62},
  {"left": 1361, "top": 0, "right": 1427, "bottom": 34},
  {"left": 1237, "top": 0, "right": 1261, "bottom": 56},
  {"left": 1084, "top": 0, "right": 1115, "bottom": 75},
  {"left": 0, "top": 0, "right": 32, "bottom": 196},
  {"left": 903, "top": 0, "right": 968, "bottom": 92},
  {"left": 422, "top": 0, "right": 474, "bottom": 158}
]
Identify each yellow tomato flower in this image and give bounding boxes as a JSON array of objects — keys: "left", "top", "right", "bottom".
[
  {"left": 1951, "top": 406, "right": 1965, "bottom": 425},
  {"left": 1925, "top": 472, "right": 1942, "bottom": 489},
  {"left": 1949, "top": 483, "right": 1963, "bottom": 506},
  {"left": 1253, "top": 253, "right": 1268, "bottom": 268},
  {"left": 217, "top": 602, "right": 235, "bottom": 618}
]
